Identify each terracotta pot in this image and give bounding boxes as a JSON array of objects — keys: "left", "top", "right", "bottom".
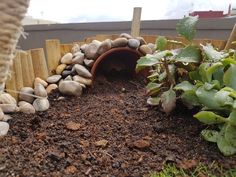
[{"left": 91, "top": 47, "right": 143, "bottom": 83}]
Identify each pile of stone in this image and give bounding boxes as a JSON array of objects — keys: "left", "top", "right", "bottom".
[{"left": 0, "top": 33, "right": 156, "bottom": 136}]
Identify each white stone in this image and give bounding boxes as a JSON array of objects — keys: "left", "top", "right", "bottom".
[
  {"left": 46, "top": 75, "right": 62, "bottom": 84},
  {"left": 0, "top": 122, "right": 9, "bottom": 136},
  {"left": 18, "top": 101, "right": 36, "bottom": 114},
  {"left": 0, "top": 104, "right": 19, "bottom": 113},
  {"left": 72, "top": 52, "right": 85, "bottom": 64},
  {"left": 59, "top": 81, "right": 82, "bottom": 96},
  {"left": 34, "top": 77, "right": 48, "bottom": 88},
  {"left": 19, "top": 87, "right": 35, "bottom": 103},
  {"left": 46, "top": 84, "right": 58, "bottom": 94},
  {"left": 0, "top": 93, "right": 17, "bottom": 105},
  {"left": 97, "top": 39, "right": 112, "bottom": 55},
  {"left": 60, "top": 53, "right": 73, "bottom": 64},
  {"left": 73, "top": 75, "right": 92, "bottom": 86},
  {"left": 74, "top": 64, "right": 92, "bottom": 78},
  {"left": 84, "top": 43, "right": 99, "bottom": 59},
  {"left": 34, "top": 83, "right": 48, "bottom": 97},
  {"left": 83, "top": 59, "right": 94, "bottom": 67},
  {"left": 56, "top": 64, "right": 67, "bottom": 75},
  {"left": 33, "top": 98, "right": 50, "bottom": 112}
]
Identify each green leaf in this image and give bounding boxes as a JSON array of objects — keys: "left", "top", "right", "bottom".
[
  {"left": 225, "top": 124, "right": 236, "bottom": 147},
  {"left": 181, "top": 90, "right": 200, "bottom": 108},
  {"left": 201, "top": 129, "right": 219, "bottom": 143},
  {"left": 217, "top": 125, "right": 236, "bottom": 156},
  {"left": 146, "top": 82, "right": 162, "bottom": 96},
  {"left": 202, "top": 43, "right": 228, "bottom": 62},
  {"left": 158, "top": 71, "right": 167, "bottom": 82},
  {"left": 206, "top": 62, "right": 223, "bottom": 78},
  {"left": 203, "top": 81, "right": 220, "bottom": 91},
  {"left": 189, "top": 70, "right": 201, "bottom": 81},
  {"left": 176, "top": 16, "right": 198, "bottom": 41},
  {"left": 194, "top": 111, "right": 227, "bottom": 125},
  {"left": 199, "top": 63, "right": 211, "bottom": 82},
  {"left": 228, "top": 109, "right": 236, "bottom": 126},
  {"left": 175, "top": 45, "right": 201, "bottom": 63},
  {"left": 214, "top": 90, "right": 233, "bottom": 107},
  {"left": 160, "top": 88, "right": 176, "bottom": 114},
  {"left": 147, "top": 97, "right": 160, "bottom": 106},
  {"left": 222, "top": 58, "right": 236, "bottom": 66},
  {"left": 174, "top": 81, "right": 195, "bottom": 91},
  {"left": 156, "top": 36, "right": 167, "bottom": 51},
  {"left": 196, "top": 86, "right": 222, "bottom": 110},
  {"left": 223, "top": 64, "right": 236, "bottom": 90},
  {"left": 212, "top": 67, "right": 224, "bottom": 87}
]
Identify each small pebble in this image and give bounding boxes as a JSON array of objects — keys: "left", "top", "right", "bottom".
[
  {"left": 112, "top": 38, "right": 128, "bottom": 47},
  {"left": 0, "top": 122, "right": 9, "bottom": 136},
  {"left": 60, "top": 53, "right": 73, "bottom": 64},
  {"left": 56, "top": 64, "right": 67, "bottom": 75},
  {"left": 18, "top": 101, "right": 35, "bottom": 114},
  {"left": 33, "top": 98, "right": 50, "bottom": 112},
  {"left": 34, "top": 77, "right": 48, "bottom": 88},
  {"left": 34, "top": 83, "right": 47, "bottom": 97},
  {"left": 74, "top": 64, "right": 92, "bottom": 78},
  {"left": 59, "top": 81, "right": 83, "bottom": 96},
  {"left": 46, "top": 75, "right": 62, "bottom": 84},
  {"left": 46, "top": 84, "right": 58, "bottom": 94}
]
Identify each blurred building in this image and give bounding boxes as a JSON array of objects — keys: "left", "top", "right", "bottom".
[{"left": 22, "top": 16, "right": 58, "bottom": 25}]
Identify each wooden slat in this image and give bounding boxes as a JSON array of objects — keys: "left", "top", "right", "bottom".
[
  {"left": 46, "top": 39, "right": 61, "bottom": 75},
  {"left": 5, "top": 64, "right": 18, "bottom": 100},
  {"left": 26, "top": 50, "right": 35, "bottom": 85},
  {"left": 131, "top": 7, "right": 142, "bottom": 37},
  {"left": 13, "top": 52, "right": 24, "bottom": 90},
  {"left": 30, "top": 48, "right": 49, "bottom": 80}
]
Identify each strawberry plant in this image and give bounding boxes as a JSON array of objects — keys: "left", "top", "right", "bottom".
[{"left": 136, "top": 16, "right": 201, "bottom": 113}]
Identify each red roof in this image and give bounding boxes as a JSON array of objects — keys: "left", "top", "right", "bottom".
[{"left": 189, "top": 11, "right": 226, "bottom": 18}]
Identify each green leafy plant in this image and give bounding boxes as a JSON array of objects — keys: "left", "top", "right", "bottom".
[
  {"left": 136, "top": 16, "right": 201, "bottom": 114},
  {"left": 175, "top": 45, "right": 236, "bottom": 156}
]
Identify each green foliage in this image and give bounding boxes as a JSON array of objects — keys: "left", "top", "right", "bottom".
[
  {"left": 136, "top": 16, "right": 236, "bottom": 156},
  {"left": 176, "top": 16, "right": 198, "bottom": 42}
]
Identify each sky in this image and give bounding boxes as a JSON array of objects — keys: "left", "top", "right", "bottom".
[{"left": 26, "top": 0, "right": 236, "bottom": 23}]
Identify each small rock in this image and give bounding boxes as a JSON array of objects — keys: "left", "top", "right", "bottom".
[
  {"left": 83, "top": 59, "right": 94, "bottom": 67},
  {"left": 33, "top": 98, "right": 50, "bottom": 112},
  {"left": 72, "top": 52, "right": 85, "bottom": 64},
  {"left": 46, "top": 75, "right": 62, "bottom": 84},
  {"left": 71, "top": 44, "right": 80, "bottom": 54},
  {"left": 64, "top": 75, "right": 72, "bottom": 81},
  {"left": 34, "top": 77, "right": 48, "bottom": 88},
  {"left": 46, "top": 84, "right": 58, "bottom": 94},
  {"left": 34, "top": 83, "right": 47, "bottom": 97},
  {"left": 0, "top": 122, "right": 9, "bottom": 136},
  {"left": 111, "top": 38, "right": 128, "bottom": 47},
  {"left": 59, "top": 81, "right": 82, "bottom": 96},
  {"left": 56, "top": 64, "right": 67, "bottom": 75},
  {"left": 65, "top": 65, "right": 73, "bottom": 70},
  {"left": 66, "top": 121, "right": 81, "bottom": 131},
  {"left": 19, "top": 87, "right": 35, "bottom": 103},
  {"left": 80, "top": 140, "right": 90, "bottom": 147},
  {"left": 119, "top": 33, "right": 133, "bottom": 39},
  {"left": 0, "top": 104, "right": 19, "bottom": 113},
  {"left": 136, "top": 37, "right": 147, "bottom": 45},
  {"left": 128, "top": 38, "right": 140, "bottom": 49},
  {"left": 133, "top": 139, "right": 150, "bottom": 149},
  {"left": 74, "top": 64, "right": 92, "bottom": 78},
  {"left": 2, "top": 114, "right": 12, "bottom": 122},
  {"left": 139, "top": 45, "right": 153, "bottom": 55},
  {"left": 65, "top": 165, "right": 77, "bottom": 174},
  {"left": 60, "top": 53, "right": 73, "bottom": 64},
  {"left": 0, "top": 93, "right": 17, "bottom": 105},
  {"left": 61, "top": 70, "right": 72, "bottom": 78},
  {"left": 95, "top": 139, "right": 108, "bottom": 147},
  {"left": 97, "top": 39, "right": 112, "bottom": 55},
  {"left": 73, "top": 75, "right": 92, "bottom": 86},
  {"left": 147, "top": 43, "right": 156, "bottom": 53},
  {"left": 92, "top": 40, "right": 102, "bottom": 46},
  {"left": 79, "top": 83, "right": 86, "bottom": 89},
  {"left": 80, "top": 44, "right": 88, "bottom": 52},
  {"left": 84, "top": 43, "right": 99, "bottom": 59},
  {"left": 18, "top": 101, "right": 35, "bottom": 114}
]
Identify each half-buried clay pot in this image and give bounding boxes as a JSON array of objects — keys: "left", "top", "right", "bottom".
[{"left": 91, "top": 47, "right": 143, "bottom": 83}]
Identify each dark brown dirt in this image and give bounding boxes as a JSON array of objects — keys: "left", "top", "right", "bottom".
[{"left": 0, "top": 75, "right": 236, "bottom": 177}]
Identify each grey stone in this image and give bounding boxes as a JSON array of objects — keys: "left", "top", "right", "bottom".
[
  {"left": 60, "top": 53, "right": 73, "bottom": 64},
  {"left": 74, "top": 64, "right": 92, "bottom": 78},
  {"left": 128, "top": 38, "right": 140, "bottom": 49},
  {"left": 83, "top": 59, "right": 94, "bottom": 67},
  {"left": 18, "top": 101, "right": 36, "bottom": 114},
  {"left": 84, "top": 43, "right": 99, "bottom": 59},
  {"left": 147, "top": 43, "right": 156, "bottom": 53},
  {"left": 97, "top": 39, "right": 112, "bottom": 55},
  {"left": 19, "top": 87, "right": 35, "bottom": 103},
  {"left": 59, "top": 81, "right": 82, "bottom": 96},
  {"left": 34, "top": 83, "right": 47, "bottom": 97},
  {"left": 72, "top": 52, "right": 85, "bottom": 64},
  {"left": 33, "top": 98, "right": 50, "bottom": 112},
  {"left": 64, "top": 75, "right": 72, "bottom": 81},
  {"left": 136, "top": 37, "right": 147, "bottom": 45},
  {"left": 119, "top": 33, "right": 133, "bottom": 39},
  {"left": 111, "top": 38, "right": 128, "bottom": 47},
  {"left": 80, "top": 44, "right": 88, "bottom": 52},
  {"left": 62, "top": 70, "right": 72, "bottom": 78},
  {"left": 0, "top": 122, "right": 9, "bottom": 136},
  {"left": 71, "top": 44, "right": 80, "bottom": 54},
  {"left": 46, "top": 75, "right": 62, "bottom": 84}
]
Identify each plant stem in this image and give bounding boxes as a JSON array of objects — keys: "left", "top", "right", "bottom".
[{"left": 163, "top": 58, "right": 176, "bottom": 86}]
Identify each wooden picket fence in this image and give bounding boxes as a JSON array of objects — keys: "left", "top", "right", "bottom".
[{"left": 5, "top": 34, "right": 227, "bottom": 99}]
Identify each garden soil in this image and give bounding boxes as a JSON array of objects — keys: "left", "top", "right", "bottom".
[{"left": 0, "top": 75, "right": 236, "bottom": 177}]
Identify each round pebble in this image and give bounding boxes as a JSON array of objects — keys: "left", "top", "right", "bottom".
[
  {"left": 46, "top": 84, "right": 58, "bottom": 94},
  {"left": 74, "top": 64, "right": 92, "bottom": 78},
  {"left": 72, "top": 52, "right": 85, "bottom": 64},
  {"left": 0, "top": 122, "right": 9, "bottom": 136},
  {"left": 139, "top": 45, "right": 153, "bottom": 55},
  {"left": 34, "top": 83, "right": 47, "bottom": 97},
  {"left": 73, "top": 75, "right": 92, "bottom": 86},
  {"left": 19, "top": 87, "right": 35, "bottom": 103},
  {"left": 61, "top": 53, "right": 73, "bottom": 64},
  {"left": 112, "top": 38, "right": 128, "bottom": 47},
  {"left": 0, "top": 93, "right": 17, "bottom": 105},
  {"left": 18, "top": 101, "right": 35, "bottom": 114},
  {"left": 46, "top": 75, "right": 62, "bottom": 84},
  {"left": 34, "top": 77, "right": 48, "bottom": 88},
  {"left": 84, "top": 43, "right": 99, "bottom": 59},
  {"left": 59, "top": 81, "right": 83, "bottom": 96},
  {"left": 56, "top": 64, "right": 67, "bottom": 75},
  {"left": 128, "top": 38, "right": 140, "bottom": 49},
  {"left": 33, "top": 98, "right": 50, "bottom": 112},
  {"left": 97, "top": 39, "right": 112, "bottom": 55}
]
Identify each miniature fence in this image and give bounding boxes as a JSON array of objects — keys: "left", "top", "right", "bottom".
[{"left": 5, "top": 34, "right": 227, "bottom": 100}]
